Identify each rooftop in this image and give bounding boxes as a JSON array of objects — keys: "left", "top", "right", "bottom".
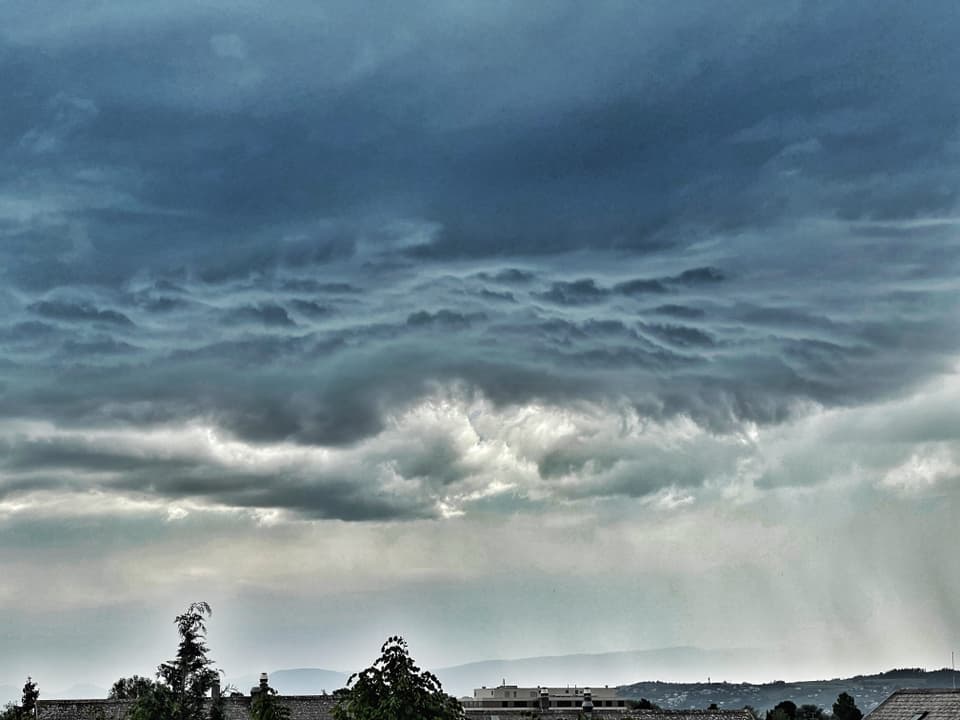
[{"left": 865, "top": 689, "right": 960, "bottom": 720}]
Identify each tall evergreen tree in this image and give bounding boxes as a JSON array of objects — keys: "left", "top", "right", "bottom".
[
  {"left": 20, "top": 677, "right": 38, "bottom": 718},
  {"left": 133, "top": 602, "right": 219, "bottom": 720}
]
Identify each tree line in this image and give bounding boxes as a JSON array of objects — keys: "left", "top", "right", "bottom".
[
  {"left": 3, "top": 602, "right": 464, "bottom": 720},
  {"left": 623, "top": 691, "right": 864, "bottom": 720}
]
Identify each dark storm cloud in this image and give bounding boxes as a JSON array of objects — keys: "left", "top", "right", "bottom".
[
  {"left": 534, "top": 279, "right": 610, "bottom": 305},
  {"left": 61, "top": 337, "right": 140, "bottom": 356},
  {"left": 27, "top": 300, "right": 133, "bottom": 326},
  {"left": 0, "top": 322, "right": 59, "bottom": 343},
  {"left": 2, "top": 0, "right": 955, "bottom": 281},
  {"left": 288, "top": 300, "right": 334, "bottom": 319},
  {"left": 669, "top": 267, "right": 725, "bottom": 285},
  {"left": 477, "top": 289, "right": 515, "bottom": 303},
  {"left": 221, "top": 303, "right": 296, "bottom": 327},
  {"left": 475, "top": 269, "right": 537, "bottom": 285},
  {"left": 278, "top": 280, "right": 360, "bottom": 294},
  {"left": 136, "top": 296, "right": 190, "bottom": 313},
  {"left": 639, "top": 323, "right": 715, "bottom": 348},
  {"left": 613, "top": 278, "right": 669, "bottom": 296},
  {"left": 534, "top": 267, "right": 725, "bottom": 305},
  {"left": 1, "top": 0, "right": 960, "bottom": 521},
  {"left": 653, "top": 304, "right": 706, "bottom": 320},
  {"left": 406, "top": 309, "right": 487, "bottom": 328}
]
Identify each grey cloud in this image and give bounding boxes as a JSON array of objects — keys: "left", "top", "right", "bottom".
[
  {"left": 613, "top": 278, "right": 669, "bottom": 296},
  {"left": 534, "top": 279, "right": 610, "bottom": 305},
  {"left": 534, "top": 268, "right": 725, "bottom": 306},
  {"left": 477, "top": 289, "right": 515, "bottom": 303},
  {"left": 476, "top": 269, "right": 536, "bottom": 284},
  {"left": 0, "top": 2, "right": 957, "bottom": 286},
  {"left": 0, "top": 321, "right": 60, "bottom": 342},
  {"left": 28, "top": 300, "right": 134, "bottom": 326},
  {"left": 652, "top": 304, "right": 706, "bottom": 319},
  {"left": 279, "top": 280, "right": 360, "bottom": 294},
  {"left": 668, "top": 267, "right": 725, "bottom": 285},
  {"left": 289, "top": 299, "right": 335, "bottom": 319},
  {"left": 639, "top": 323, "right": 715, "bottom": 348},
  {"left": 406, "top": 309, "right": 486, "bottom": 328},
  {"left": 144, "top": 297, "right": 185, "bottom": 313},
  {"left": 221, "top": 303, "right": 296, "bottom": 327},
  {"left": 0, "top": 1, "right": 958, "bottom": 524},
  {"left": 61, "top": 337, "right": 140, "bottom": 356}
]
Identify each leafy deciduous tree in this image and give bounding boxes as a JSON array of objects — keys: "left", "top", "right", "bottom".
[
  {"left": 767, "top": 700, "right": 798, "bottom": 720},
  {"left": 797, "top": 703, "right": 825, "bottom": 720},
  {"left": 109, "top": 676, "right": 161, "bottom": 700},
  {"left": 332, "top": 636, "right": 464, "bottom": 720},
  {"left": 628, "top": 698, "right": 662, "bottom": 710},
  {"left": 833, "top": 693, "right": 863, "bottom": 720}
]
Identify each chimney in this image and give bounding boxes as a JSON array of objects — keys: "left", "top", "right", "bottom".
[
  {"left": 582, "top": 688, "right": 593, "bottom": 714},
  {"left": 539, "top": 687, "right": 550, "bottom": 711},
  {"left": 211, "top": 677, "right": 221, "bottom": 700}
]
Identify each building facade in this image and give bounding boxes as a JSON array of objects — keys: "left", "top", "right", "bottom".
[{"left": 464, "top": 684, "right": 627, "bottom": 710}]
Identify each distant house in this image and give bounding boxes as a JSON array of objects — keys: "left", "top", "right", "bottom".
[{"left": 866, "top": 689, "right": 960, "bottom": 720}]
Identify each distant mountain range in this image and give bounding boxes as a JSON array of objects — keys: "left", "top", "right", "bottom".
[{"left": 228, "top": 668, "right": 349, "bottom": 696}]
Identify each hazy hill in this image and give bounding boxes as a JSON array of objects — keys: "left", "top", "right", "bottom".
[
  {"left": 228, "top": 668, "right": 349, "bottom": 696},
  {"left": 1, "top": 683, "right": 107, "bottom": 706},
  {"left": 619, "top": 668, "right": 960, "bottom": 714},
  {"left": 433, "top": 646, "right": 761, "bottom": 698}
]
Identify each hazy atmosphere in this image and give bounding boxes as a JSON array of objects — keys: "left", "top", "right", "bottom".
[{"left": 2, "top": 0, "right": 959, "bottom": 697}]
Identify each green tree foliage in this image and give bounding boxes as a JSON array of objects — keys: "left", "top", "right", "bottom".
[
  {"left": 797, "top": 704, "right": 825, "bottom": 720},
  {"left": 332, "top": 636, "right": 465, "bottom": 720},
  {"left": 767, "top": 701, "right": 798, "bottom": 720},
  {"left": 833, "top": 693, "right": 863, "bottom": 720},
  {"left": 251, "top": 686, "right": 291, "bottom": 720},
  {"left": 21, "top": 677, "right": 38, "bottom": 717},
  {"left": 1, "top": 703, "right": 19, "bottom": 720},
  {"left": 130, "top": 687, "right": 175, "bottom": 720},
  {"left": 767, "top": 709, "right": 791, "bottom": 720},
  {"left": 109, "top": 676, "right": 161, "bottom": 700},
  {"left": 628, "top": 698, "right": 661, "bottom": 710},
  {"left": 132, "top": 601, "right": 219, "bottom": 720}
]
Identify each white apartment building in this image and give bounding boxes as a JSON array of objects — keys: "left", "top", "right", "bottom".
[{"left": 463, "top": 684, "right": 626, "bottom": 710}]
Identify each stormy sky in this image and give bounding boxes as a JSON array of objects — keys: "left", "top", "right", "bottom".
[{"left": 2, "top": 0, "right": 960, "bottom": 693}]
